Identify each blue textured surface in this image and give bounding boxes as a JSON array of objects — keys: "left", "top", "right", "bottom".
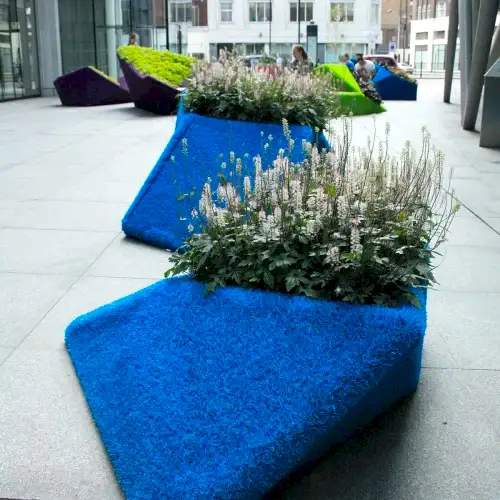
[
  {"left": 373, "top": 66, "right": 418, "bottom": 101},
  {"left": 66, "top": 277, "right": 427, "bottom": 500},
  {"left": 122, "top": 112, "right": 330, "bottom": 250}
]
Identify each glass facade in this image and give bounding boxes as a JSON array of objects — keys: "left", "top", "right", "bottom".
[
  {"left": 0, "top": 0, "right": 40, "bottom": 102},
  {"left": 56, "top": 0, "right": 195, "bottom": 79}
]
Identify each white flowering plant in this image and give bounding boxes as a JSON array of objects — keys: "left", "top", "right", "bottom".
[
  {"left": 166, "top": 120, "right": 459, "bottom": 308},
  {"left": 183, "top": 51, "right": 339, "bottom": 131}
]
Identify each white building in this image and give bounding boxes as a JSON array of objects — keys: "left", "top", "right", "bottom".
[
  {"left": 186, "top": 0, "right": 382, "bottom": 63},
  {"left": 409, "top": 12, "right": 499, "bottom": 71}
]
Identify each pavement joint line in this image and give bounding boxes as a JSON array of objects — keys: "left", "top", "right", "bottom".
[
  {"left": 446, "top": 188, "right": 500, "bottom": 237},
  {"left": 0, "top": 233, "right": 122, "bottom": 370}
]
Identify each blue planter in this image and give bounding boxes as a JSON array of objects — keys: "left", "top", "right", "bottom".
[
  {"left": 122, "top": 111, "right": 330, "bottom": 250},
  {"left": 66, "top": 277, "right": 427, "bottom": 500},
  {"left": 373, "top": 66, "right": 418, "bottom": 101}
]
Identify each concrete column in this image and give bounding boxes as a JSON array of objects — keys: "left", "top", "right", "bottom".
[
  {"left": 35, "top": 0, "right": 62, "bottom": 96},
  {"left": 458, "top": 0, "right": 473, "bottom": 118},
  {"left": 479, "top": 57, "right": 500, "bottom": 147},
  {"left": 105, "top": 0, "right": 118, "bottom": 79},
  {"left": 462, "top": 0, "right": 500, "bottom": 130},
  {"left": 487, "top": 24, "right": 500, "bottom": 70},
  {"left": 444, "top": 0, "right": 459, "bottom": 102}
]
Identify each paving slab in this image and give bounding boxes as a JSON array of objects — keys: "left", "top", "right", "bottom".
[
  {"left": 0, "top": 273, "right": 75, "bottom": 348},
  {"left": 271, "top": 368, "right": 500, "bottom": 500},
  {"left": 0, "top": 228, "right": 117, "bottom": 275},
  {"left": 21, "top": 276, "right": 156, "bottom": 351}
]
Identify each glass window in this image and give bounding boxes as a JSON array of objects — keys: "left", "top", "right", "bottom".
[
  {"left": 220, "top": 1, "right": 233, "bottom": 22},
  {"left": 433, "top": 30, "right": 445, "bottom": 40},
  {"left": 330, "top": 2, "right": 355, "bottom": 22},
  {"left": 170, "top": 1, "right": 193, "bottom": 23},
  {"left": 426, "top": 4, "right": 432, "bottom": 18},
  {"left": 432, "top": 44, "right": 446, "bottom": 70},
  {"left": 0, "top": 0, "right": 40, "bottom": 102},
  {"left": 435, "top": 0, "right": 446, "bottom": 17},
  {"left": 415, "top": 32, "right": 428, "bottom": 40},
  {"left": 249, "top": 2, "right": 272, "bottom": 22},
  {"left": 414, "top": 45, "right": 428, "bottom": 69},
  {"left": 417, "top": 5, "right": 422, "bottom": 19},
  {"left": 370, "top": 1, "right": 380, "bottom": 24},
  {"left": 290, "top": 2, "right": 314, "bottom": 22}
]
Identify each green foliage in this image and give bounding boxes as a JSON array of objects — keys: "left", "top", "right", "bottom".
[
  {"left": 88, "top": 66, "right": 119, "bottom": 85},
  {"left": 184, "top": 52, "right": 340, "bottom": 130},
  {"left": 166, "top": 121, "right": 459, "bottom": 308},
  {"left": 117, "top": 46, "right": 194, "bottom": 87}
]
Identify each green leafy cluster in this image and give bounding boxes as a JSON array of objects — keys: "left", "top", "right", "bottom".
[
  {"left": 184, "top": 52, "right": 339, "bottom": 130},
  {"left": 117, "top": 46, "right": 193, "bottom": 87}
]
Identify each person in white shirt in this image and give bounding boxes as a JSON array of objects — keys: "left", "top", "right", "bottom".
[
  {"left": 276, "top": 55, "right": 283, "bottom": 67},
  {"left": 354, "top": 53, "right": 376, "bottom": 82}
]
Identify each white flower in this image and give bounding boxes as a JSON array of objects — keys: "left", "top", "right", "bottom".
[
  {"left": 236, "top": 158, "right": 242, "bottom": 173},
  {"left": 282, "top": 118, "right": 290, "bottom": 138},
  {"left": 337, "top": 196, "right": 349, "bottom": 222},
  {"left": 350, "top": 224, "right": 363, "bottom": 255},
  {"left": 191, "top": 208, "right": 198, "bottom": 219},
  {"left": 221, "top": 162, "right": 227, "bottom": 169},
  {"left": 229, "top": 151, "right": 235, "bottom": 163},
  {"left": 254, "top": 155, "right": 262, "bottom": 178},
  {"left": 188, "top": 223, "right": 194, "bottom": 233},
  {"left": 244, "top": 176, "right": 252, "bottom": 197},
  {"left": 181, "top": 138, "right": 188, "bottom": 155},
  {"left": 325, "top": 245, "right": 340, "bottom": 265}
]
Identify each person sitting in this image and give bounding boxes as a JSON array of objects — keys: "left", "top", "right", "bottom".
[{"left": 354, "top": 53, "right": 376, "bottom": 82}]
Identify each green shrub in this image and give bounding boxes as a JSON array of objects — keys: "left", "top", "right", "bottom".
[
  {"left": 166, "top": 121, "right": 459, "bottom": 308},
  {"left": 117, "top": 46, "right": 193, "bottom": 87},
  {"left": 184, "top": 52, "right": 339, "bottom": 129}
]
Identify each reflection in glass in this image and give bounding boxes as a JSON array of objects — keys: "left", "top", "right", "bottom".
[{"left": 0, "top": 0, "right": 40, "bottom": 102}]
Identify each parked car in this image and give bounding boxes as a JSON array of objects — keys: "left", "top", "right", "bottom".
[{"left": 364, "top": 55, "right": 414, "bottom": 74}]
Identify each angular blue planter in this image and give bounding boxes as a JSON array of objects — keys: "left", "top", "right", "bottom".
[
  {"left": 373, "top": 66, "right": 418, "bottom": 101},
  {"left": 54, "top": 67, "right": 132, "bottom": 107},
  {"left": 122, "top": 111, "right": 330, "bottom": 250},
  {"left": 65, "top": 277, "right": 427, "bottom": 500}
]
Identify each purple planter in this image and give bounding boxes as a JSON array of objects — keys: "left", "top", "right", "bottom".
[
  {"left": 119, "top": 58, "right": 181, "bottom": 115},
  {"left": 54, "top": 67, "right": 132, "bottom": 107}
]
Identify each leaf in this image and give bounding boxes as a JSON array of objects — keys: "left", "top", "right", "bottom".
[
  {"left": 177, "top": 194, "right": 188, "bottom": 201},
  {"left": 325, "top": 184, "right": 337, "bottom": 197},
  {"left": 263, "top": 271, "right": 275, "bottom": 289},
  {"left": 404, "top": 292, "right": 421, "bottom": 309}
]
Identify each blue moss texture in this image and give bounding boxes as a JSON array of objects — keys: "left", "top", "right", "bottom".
[
  {"left": 373, "top": 66, "right": 418, "bottom": 101},
  {"left": 66, "top": 277, "right": 427, "bottom": 500},
  {"left": 122, "top": 111, "right": 330, "bottom": 250}
]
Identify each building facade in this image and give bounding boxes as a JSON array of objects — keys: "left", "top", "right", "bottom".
[
  {"left": 381, "top": 0, "right": 412, "bottom": 58},
  {"left": 409, "top": 1, "right": 498, "bottom": 71},
  {"left": 0, "top": 0, "right": 381, "bottom": 103},
  {"left": 188, "top": 0, "right": 382, "bottom": 63}
]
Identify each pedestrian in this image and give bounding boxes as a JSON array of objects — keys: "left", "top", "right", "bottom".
[
  {"left": 276, "top": 55, "right": 283, "bottom": 67},
  {"left": 354, "top": 53, "right": 376, "bottom": 82},
  {"left": 128, "top": 32, "right": 137, "bottom": 46},
  {"left": 341, "top": 53, "right": 355, "bottom": 71},
  {"left": 292, "top": 45, "right": 313, "bottom": 73}
]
